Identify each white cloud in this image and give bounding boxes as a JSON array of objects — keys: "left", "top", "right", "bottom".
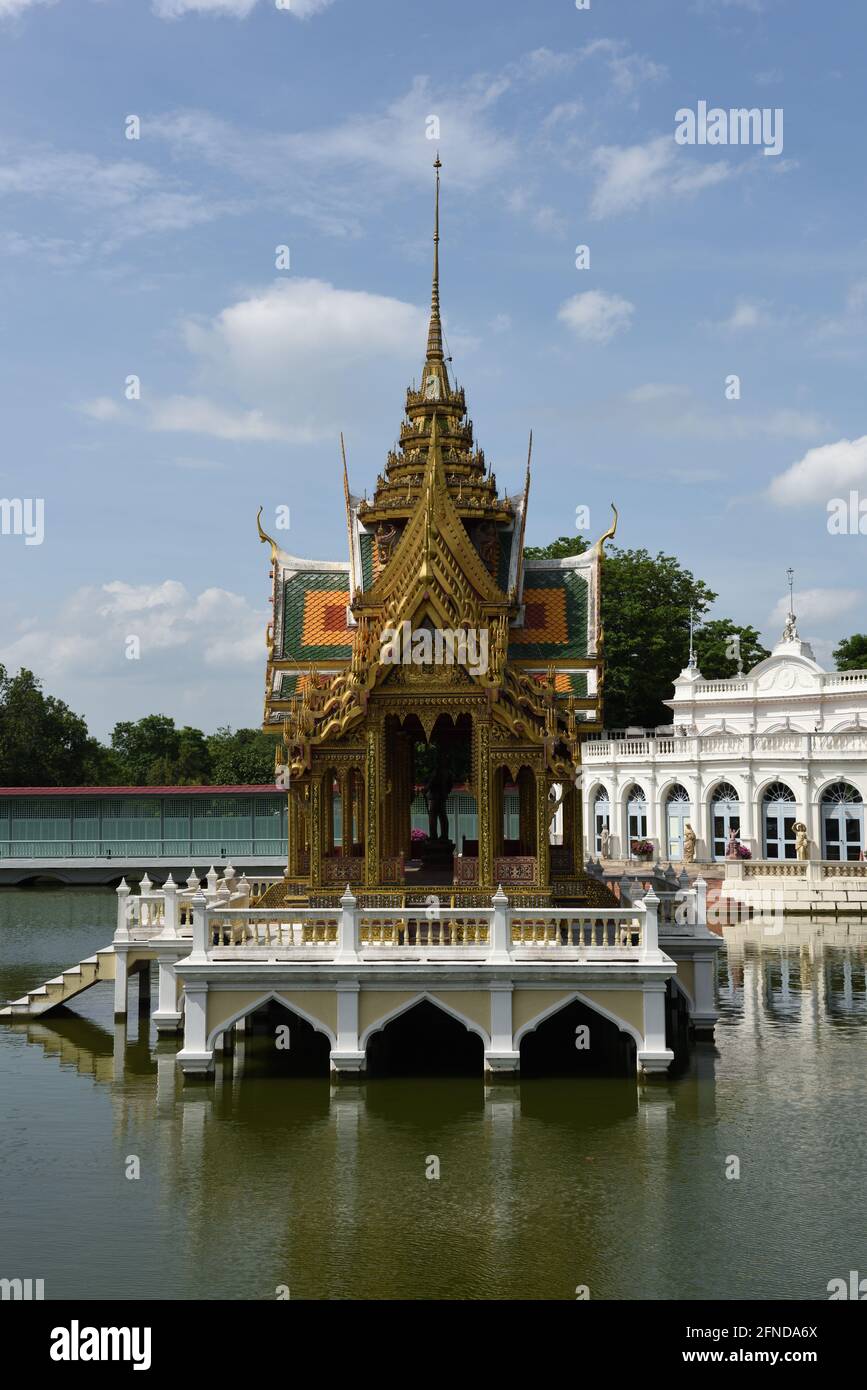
[
  {"left": 0, "top": 0, "right": 57, "bottom": 16},
  {"left": 846, "top": 279, "right": 867, "bottom": 313},
  {"left": 153, "top": 0, "right": 258, "bottom": 16},
  {"left": 558, "top": 290, "right": 634, "bottom": 344},
  {"left": 149, "top": 396, "right": 299, "bottom": 442},
  {"left": 589, "top": 135, "right": 733, "bottom": 219},
  {"left": 0, "top": 580, "right": 265, "bottom": 678},
  {"left": 80, "top": 397, "right": 122, "bottom": 422},
  {"left": 152, "top": 77, "right": 514, "bottom": 196},
  {"left": 152, "top": 0, "right": 334, "bottom": 17},
  {"left": 0, "top": 141, "right": 236, "bottom": 251},
  {"left": 623, "top": 384, "right": 827, "bottom": 443},
  {"left": 768, "top": 435, "right": 867, "bottom": 505},
  {"left": 581, "top": 39, "right": 667, "bottom": 98},
  {"left": 0, "top": 580, "right": 268, "bottom": 737},
  {"left": 84, "top": 277, "right": 434, "bottom": 444},
  {"left": 715, "top": 297, "right": 775, "bottom": 331},
  {"left": 768, "top": 588, "right": 862, "bottom": 631},
  {"left": 626, "top": 382, "right": 689, "bottom": 404}
]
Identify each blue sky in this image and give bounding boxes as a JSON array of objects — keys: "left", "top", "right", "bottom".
[{"left": 0, "top": 0, "right": 865, "bottom": 739}]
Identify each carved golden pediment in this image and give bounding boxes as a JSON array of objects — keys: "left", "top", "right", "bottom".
[{"left": 378, "top": 659, "right": 476, "bottom": 689}]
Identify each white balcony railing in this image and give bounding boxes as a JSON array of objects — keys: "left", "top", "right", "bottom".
[
  {"left": 173, "top": 888, "right": 675, "bottom": 964},
  {"left": 583, "top": 729, "right": 867, "bottom": 764}
]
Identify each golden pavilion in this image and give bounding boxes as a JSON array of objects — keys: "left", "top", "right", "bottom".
[{"left": 258, "top": 161, "right": 615, "bottom": 905}]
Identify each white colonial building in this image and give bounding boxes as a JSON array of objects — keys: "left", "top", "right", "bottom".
[{"left": 582, "top": 618, "right": 867, "bottom": 866}]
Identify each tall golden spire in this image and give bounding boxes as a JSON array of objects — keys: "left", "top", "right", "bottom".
[{"left": 425, "top": 154, "right": 444, "bottom": 363}]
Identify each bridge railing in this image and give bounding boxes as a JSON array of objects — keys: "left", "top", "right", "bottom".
[
  {"left": 180, "top": 886, "right": 667, "bottom": 963},
  {"left": 113, "top": 865, "right": 257, "bottom": 943}
]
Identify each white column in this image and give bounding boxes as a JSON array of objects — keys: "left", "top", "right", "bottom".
[
  {"left": 113, "top": 948, "right": 128, "bottom": 1019},
  {"left": 740, "top": 764, "right": 756, "bottom": 852},
  {"left": 645, "top": 772, "right": 659, "bottom": 854},
  {"left": 331, "top": 981, "right": 365, "bottom": 1075},
  {"left": 695, "top": 776, "right": 711, "bottom": 862},
  {"left": 485, "top": 984, "right": 519, "bottom": 1074},
  {"left": 691, "top": 953, "right": 718, "bottom": 1037},
  {"left": 177, "top": 981, "right": 213, "bottom": 1075},
  {"left": 802, "top": 771, "right": 818, "bottom": 857},
  {"left": 153, "top": 959, "right": 182, "bottom": 1033},
  {"left": 489, "top": 886, "right": 511, "bottom": 961},
  {"left": 638, "top": 984, "right": 674, "bottom": 1075}
]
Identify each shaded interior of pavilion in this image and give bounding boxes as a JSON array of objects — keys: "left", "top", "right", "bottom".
[{"left": 312, "top": 712, "right": 581, "bottom": 888}]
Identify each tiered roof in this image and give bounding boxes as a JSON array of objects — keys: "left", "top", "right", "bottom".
[{"left": 259, "top": 161, "right": 611, "bottom": 752}]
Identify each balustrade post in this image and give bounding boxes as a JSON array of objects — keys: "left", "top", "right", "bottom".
[
  {"left": 158, "top": 874, "right": 179, "bottom": 939},
  {"left": 337, "top": 884, "right": 359, "bottom": 963},
  {"left": 190, "top": 891, "right": 209, "bottom": 962},
  {"left": 642, "top": 890, "right": 659, "bottom": 956},
  {"left": 490, "top": 885, "right": 511, "bottom": 961},
  {"left": 114, "top": 878, "right": 131, "bottom": 942},
  {"left": 694, "top": 876, "right": 708, "bottom": 930}
]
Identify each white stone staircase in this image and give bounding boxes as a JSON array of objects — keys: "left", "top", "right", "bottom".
[{"left": 0, "top": 946, "right": 117, "bottom": 1018}]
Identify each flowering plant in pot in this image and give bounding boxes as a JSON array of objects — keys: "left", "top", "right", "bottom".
[
  {"left": 410, "top": 828, "right": 428, "bottom": 844},
  {"left": 631, "top": 839, "right": 654, "bottom": 860},
  {"left": 736, "top": 842, "right": 752, "bottom": 859}
]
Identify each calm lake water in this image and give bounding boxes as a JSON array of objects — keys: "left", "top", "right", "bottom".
[{"left": 0, "top": 888, "right": 865, "bottom": 1301}]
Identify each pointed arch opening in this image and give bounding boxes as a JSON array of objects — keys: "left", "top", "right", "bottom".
[
  {"left": 211, "top": 995, "right": 332, "bottom": 1079},
  {"left": 517, "top": 994, "right": 637, "bottom": 1077},
  {"left": 364, "top": 996, "right": 486, "bottom": 1078}
]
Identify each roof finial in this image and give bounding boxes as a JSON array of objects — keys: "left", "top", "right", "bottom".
[
  {"left": 426, "top": 154, "right": 444, "bottom": 363},
  {"left": 688, "top": 605, "right": 697, "bottom": 669},
  {"left": 782, "top": 566, "right": 799, "bottom": 641}
]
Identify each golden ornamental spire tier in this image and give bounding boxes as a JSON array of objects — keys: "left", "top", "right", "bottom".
[
  {"left": 426, "top": 154, "right": 444, "bottom": 363},
  {"left": 361, "top": 156, "right": 514, "bottom": 532}
]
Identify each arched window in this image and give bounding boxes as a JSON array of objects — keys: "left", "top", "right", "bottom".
[
  {"left": 626, "top": 783, "right": 648, "bottom": 857},
  {"left": 763, "top": 782, "right": 797, "bottom": 860},
  {"left": 593, "top": 787, "right": 611, "bottom": 855},
  {"left": 666, "top": 784, "right": 692, "bottom": 861},
  {"left": 821, "top": 782, "right": 864, "bottom": 862},
  {"left": 711, "top": 782, "right": 741, "bottom": 861}
]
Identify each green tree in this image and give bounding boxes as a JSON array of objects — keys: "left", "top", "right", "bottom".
[
  {"left": 0, "top": 665, "right": 109, "bottom": 786},
  {"left": 832, "top": 633, "right": 867, "bottom": 671},
  {"left": 109, "top": 715, "right": 210, "bottom": 785},
  {"left": 694, "top": 619, "right": 770, "bottom": 680},
  {"left": 523, "top": 540, "right": 716, "bottom": 728},
  {"left": 206, "top": 727, "right": 277, "bottom": 784},
  {"left": 525, "top": 535, "right": 589, "bottom": 561}
]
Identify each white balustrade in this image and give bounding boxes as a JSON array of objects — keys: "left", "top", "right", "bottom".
[{"left": 113, "top": 877, "right": 713, "bottom": 961}]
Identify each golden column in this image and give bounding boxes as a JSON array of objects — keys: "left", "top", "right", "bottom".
[
  {"left": 286, "top": 787, "right": 304, "bottom": 879},
  {"left": 535, "top": 764, "right": 550, "bottom": 889},
  {"left": 325, "top": 769, "right": 335, "bottom": 857},
  {"left": 309, "top": 773, "right": 323, "bottom": 888},
  {"left": 474, "top": 713, "right": 493, "bottom": 887},
  {"left": 571, "top": 769, "right": 584, "bottom": 873},
  {"left": 492, "top": 766, "right": 504, "bottom": 859},
  {"left": 339, "top": 769, "right": 353, "bottom": 853},
  {"left": 364, "top": 723, "right": 383, "bottom": 887}
]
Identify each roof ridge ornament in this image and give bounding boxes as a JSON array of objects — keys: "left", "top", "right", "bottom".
[{"left": 256, "top": 505, "right": 279, "bottom": 558}]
